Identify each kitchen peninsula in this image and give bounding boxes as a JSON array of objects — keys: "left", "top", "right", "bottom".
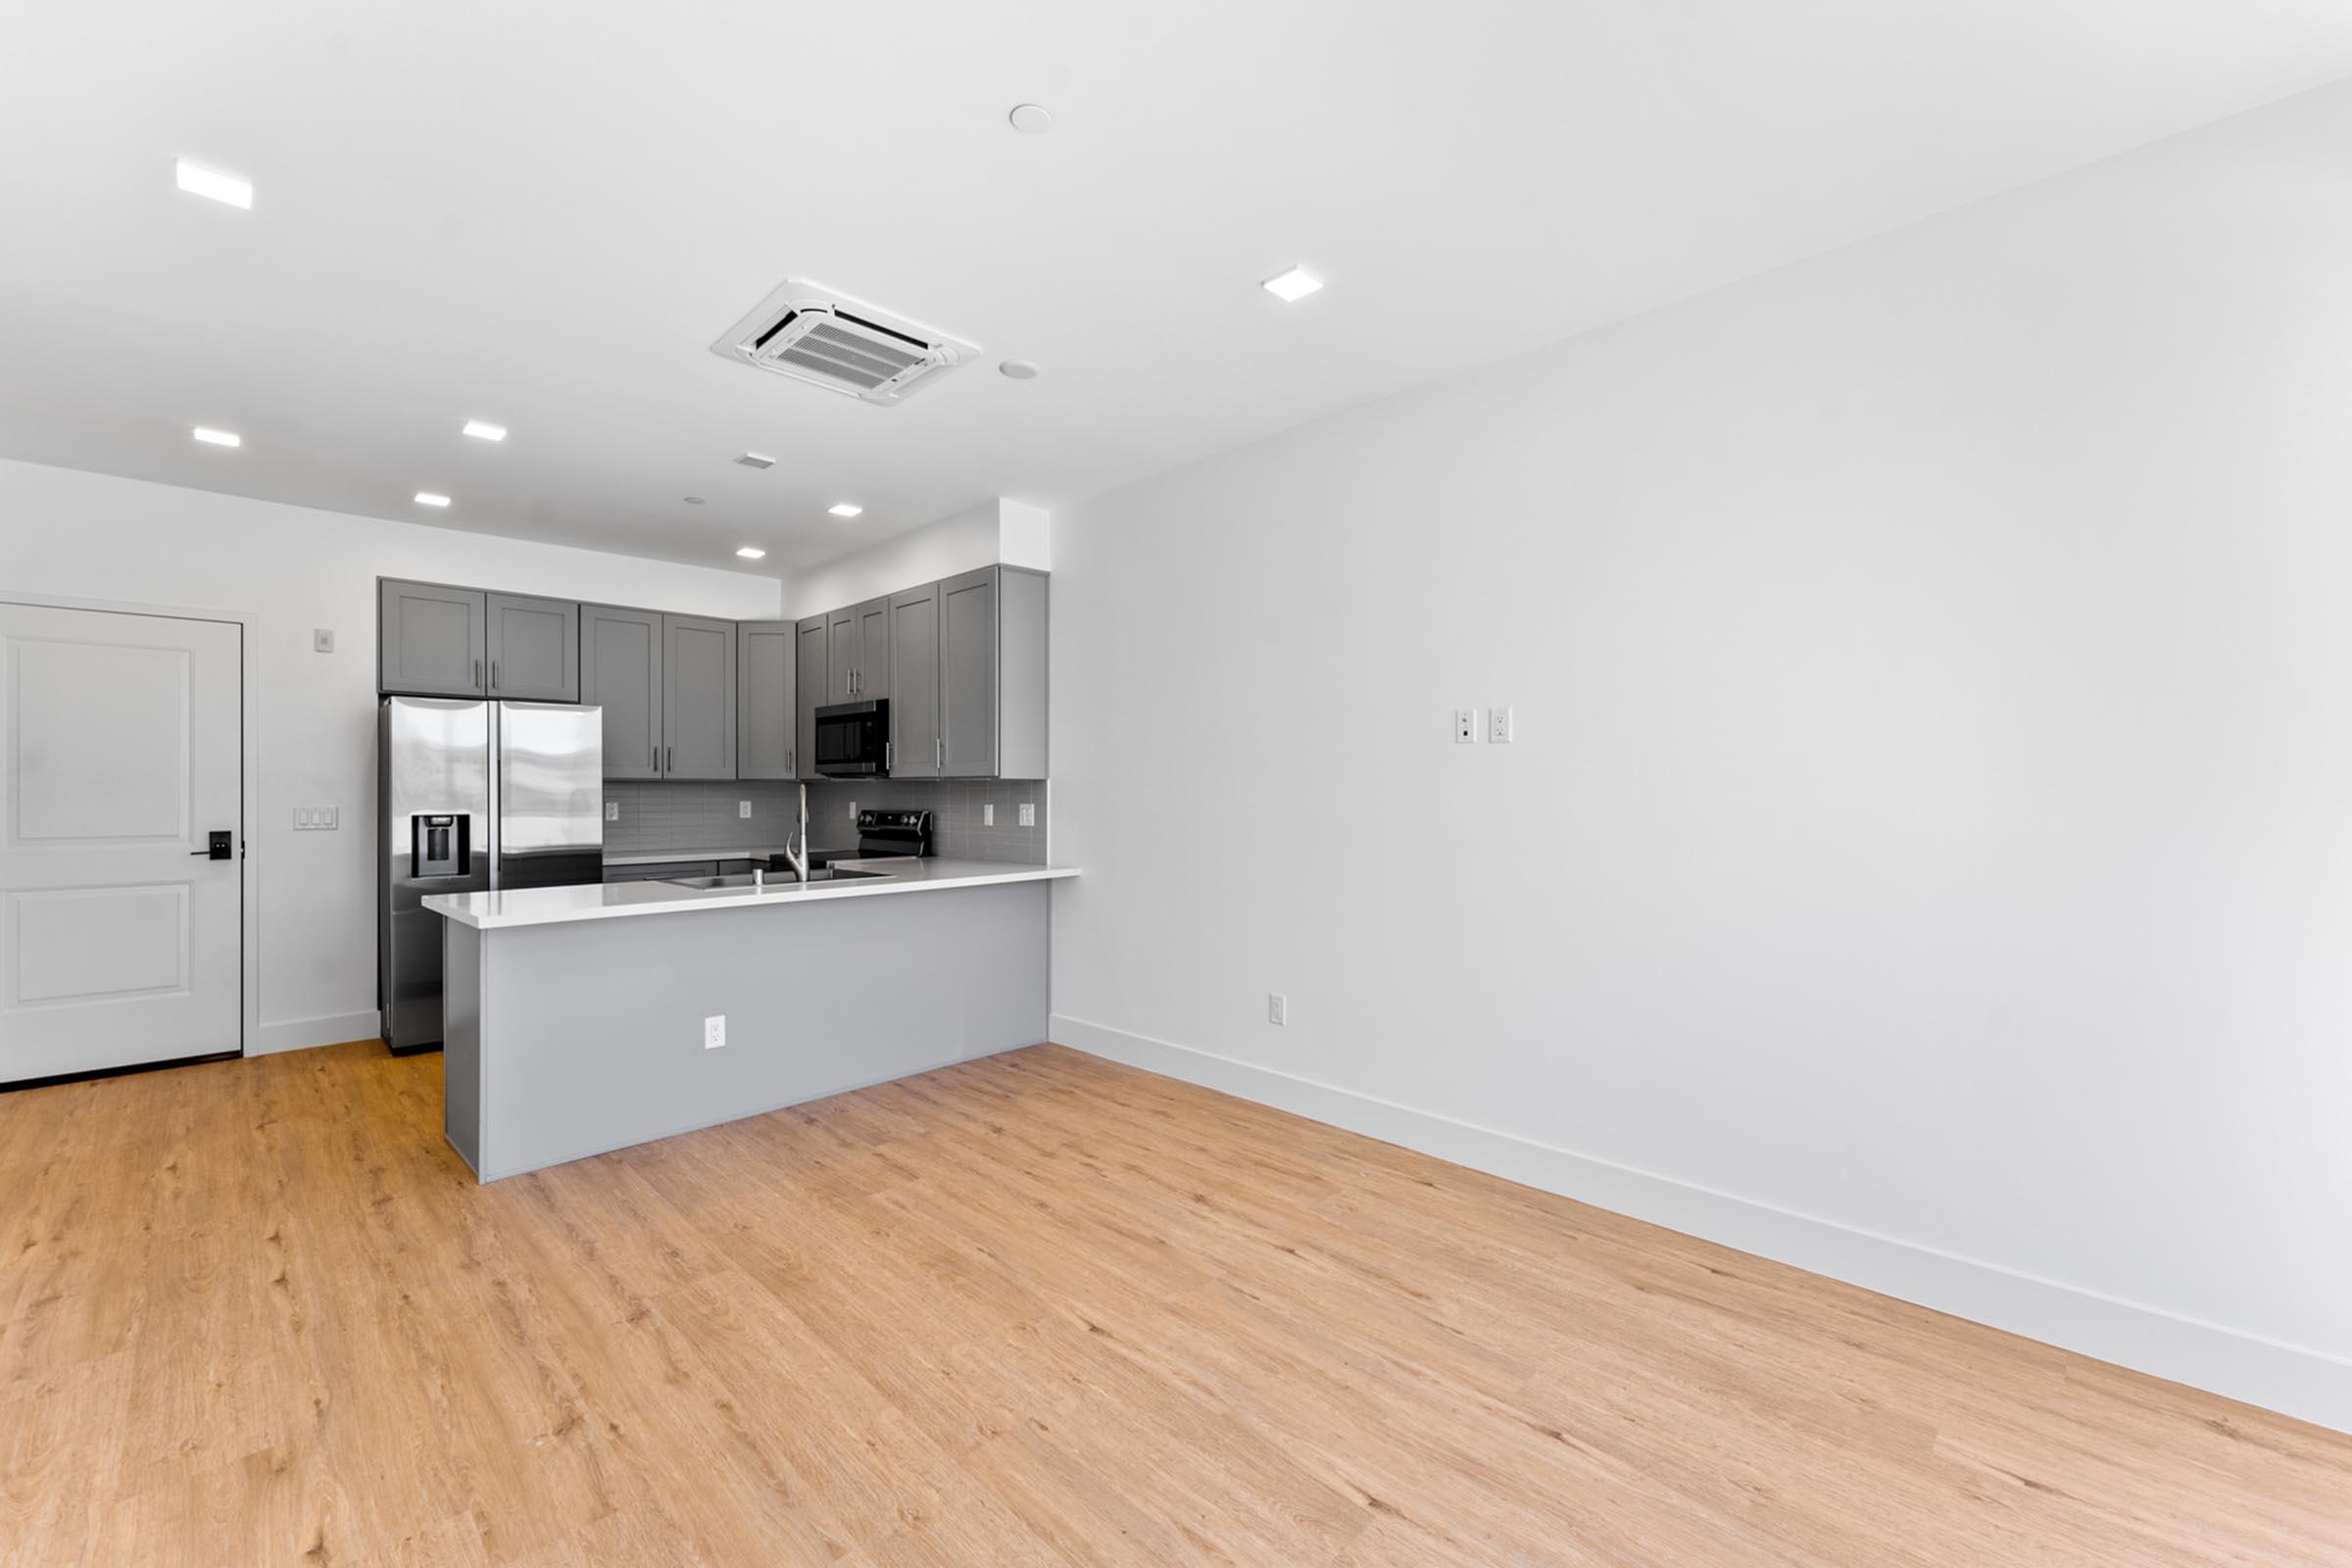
[{"left": 422, "top": 858, "right": 1074, "bottom": 1180}]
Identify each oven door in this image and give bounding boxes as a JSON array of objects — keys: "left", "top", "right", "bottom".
[{"left": 812, "top": 700, "right": 890, "bottom": 776}]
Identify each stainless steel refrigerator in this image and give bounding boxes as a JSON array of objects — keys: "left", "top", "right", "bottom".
[{"left": 378, "top": 696, "right": 602, "bottom": 1053}]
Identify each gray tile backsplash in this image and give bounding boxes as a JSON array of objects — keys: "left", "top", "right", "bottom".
[{"left": 604, "top": 778, "right": 1049, "bottom": 864}]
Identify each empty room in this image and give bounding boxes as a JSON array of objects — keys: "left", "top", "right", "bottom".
[{"left": 6, "top": 2, "right": 2352, "bottom": 1562}]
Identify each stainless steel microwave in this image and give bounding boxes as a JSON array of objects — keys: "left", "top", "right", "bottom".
[{"left": 812, "top": 699, "right": 890, "bottom": 776}]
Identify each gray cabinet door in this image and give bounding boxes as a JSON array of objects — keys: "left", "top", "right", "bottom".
[
  {"left": 939, "top": 567, "right": 998, "bottom": 777},
  {"left": 855, "top": 596, "right": 892, "bottom": 703},
  {"left": 379, "top": 578, "right": 486, "bottom": 696},
  {"left": 795, "top": 616, "right": 828, "bottom": 780},
  {"left": 582, "top": 605, "right": 662, "bottom": 779},
  {"left": 826, "top": 608, "right": 858, "bottom": 703},
  {"left": 888, "top": 583, "right": 941, "bottom": 779},
  {"left": 662, "top": 614, "right": 736, "bottom": 780},
  {"left": 736, "top": 620, "right": 797, "bottom": 779},
  {"left": 485, "top": 592, "right": 579, "bottom": 702}
]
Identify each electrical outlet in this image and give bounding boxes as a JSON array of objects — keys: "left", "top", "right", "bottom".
[
  {"left": 1489, "top": 706, "right": 1514, "bottom": 744},
  {"left": 848, "top": 800, "right": 858, "bottom": 822},
  {"left": 704, "top": 1015, "right": 726, "bottom": 1050},
  {"left": 1455, "top": 709, "right": 1477, "bottom": 744},
  {"left": 605, "top": 802, "right": 619, "bottom": 822},
  {"left": 984, "top": 803, "right": 995, "bottom": 826},
  {"left": 1268, "top": 992, "right": 1288, "bottom": 1026},
  {"left": 738, "top": 800, "right": 752, "bottom": 819},
  {"left": 312, "top": 628, "right": 334, "bottom": 654},
  {"left": 1018, "top": 802, "right": 1035, "bottom": 827}
]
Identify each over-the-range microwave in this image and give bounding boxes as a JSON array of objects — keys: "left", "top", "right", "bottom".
[{"left": 812, "top": 699, "right": 890, "bottom": 776}]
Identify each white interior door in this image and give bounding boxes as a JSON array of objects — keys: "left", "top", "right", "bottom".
[{"left": 0, "top": 604, "right": 243, "bottom": 1083}]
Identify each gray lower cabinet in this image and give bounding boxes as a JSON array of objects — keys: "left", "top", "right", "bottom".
[
  {"left": 379, "top": 578, "right": 488, "bottom": 697},
  {"left": 582, "top": 605, "right": 663, "bottom": 779},
  {"left": 662, "top": 614, "right": 736, "bottom": 780},
  {"left": 940, "top": 565, "right": 1049, "bottom": 779},
  {"left": 888, "top": 583, "right": 941, "bottom": 778},
  {"left": 485, "top": 592, "right": 579, "bottom": 702},
  {"left": 736, "top": 620, "right": 797, "bottom": 779},
  {"left": 795, "top": 616, "right": 828, "bottom": 780}
]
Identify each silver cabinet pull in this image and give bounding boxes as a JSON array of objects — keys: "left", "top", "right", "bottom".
[
  {"left": 936, "top": 737, "right": 943, "bottom": 767},
  {"left": 490, "top": 659, "right": 499, "bottom": 692},
  {"left": 474, "top": 658, "right": 483, "bottom": 690}
]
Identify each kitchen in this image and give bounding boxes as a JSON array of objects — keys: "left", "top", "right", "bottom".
[{"left": 374, "top": 563, "right": 1070, "bottom": 1177}]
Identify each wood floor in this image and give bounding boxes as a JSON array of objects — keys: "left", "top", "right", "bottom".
[{"left": 4, "top": 1045, "right": 2349, "bottom": 1567}]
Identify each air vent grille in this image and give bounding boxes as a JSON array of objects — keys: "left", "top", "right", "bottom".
[{"left": 710, "top": 280, "right": 979, "bottom": 406}]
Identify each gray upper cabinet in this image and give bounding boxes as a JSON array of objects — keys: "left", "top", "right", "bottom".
[
  {"left": 736, "top": 620, "right": 797, "bottom": 780},
  {"left": 887, "top": 583, "right": 941, "bottom": 779},
  {"left": 855, "top": 596, "right": 892, "bottom": 703},
  {"left": 826, "top": 607, "right": 858, "bottom": 704},
  {"left": 940, "top": 565, "right": 1049, "bottom": 779},
  {"left": 485, "top": 592, "right": 579, "bottom": 702},
  {"left": 662, "top": 614, "right": 736, "bottom": 780},
  {"left": 795, "top": 616, "right": 828, "bottom": 780},
  {"left": 582, "top": 605, "right": 662, "bottom": 779},
  {"left": 379, "top": 579, "right": 487, "bottom": 697}
]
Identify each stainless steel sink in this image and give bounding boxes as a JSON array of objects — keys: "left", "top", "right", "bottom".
[{"left": 658, "top": 867, "right": 888, "bottom": 891}]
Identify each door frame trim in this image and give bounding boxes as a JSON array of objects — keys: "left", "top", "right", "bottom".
[{"left": 0, "top": 589, "right": 259, "bottom": 1059}]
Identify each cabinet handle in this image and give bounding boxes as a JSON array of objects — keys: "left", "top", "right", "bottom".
[
  {"left": 936, "top": 737, "right": 943, "bottom": 768},
  {"left": 490, "top": 659, "right": 499, "bottom": 692},
  {"left": 474, "top": 658, "right": 483, "bottom": 690}
]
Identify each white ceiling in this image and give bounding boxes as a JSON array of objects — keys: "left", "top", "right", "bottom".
[{"left": 4, "top": 3, "right": 2350, "bottom": 578}]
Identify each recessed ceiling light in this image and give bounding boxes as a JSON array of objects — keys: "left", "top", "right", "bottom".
[
  {"left": 828, "top": 503, "right": 862, "bottom": 518},
  {"left": 735, "top": 546, "right": 767, "bottom": 560},
  {"left": 999, "top": 360, "right": 1041, "bottom": 380},
  {"left": 1007, "top": 103, "right": 1054, "bottom": 134},
  {"left": 734, "top": 452, "right": 776, "bottom": 469},
  {"left": 1261, "top": 265, "right": 1323, "bottom": 303},
  {"left": 462, "top": 419, "right": 507, "bottom": 442},
  {"left": 191, "top": 425, "right": 241, "bottom": 448},
  {"left": 683, "top": 496, "right": 706, "bottom": 505},
  {"left": 174, "top": 160, "right": 252, "bottom": 210},
  {"left": 415, "top": 492, "right": 451, "bottom": 508}
]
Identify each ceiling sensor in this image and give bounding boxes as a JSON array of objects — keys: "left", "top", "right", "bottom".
[
  {"left": 683, "top": 496, "right": 705, "bottom": 505},
  {"left": 734, "top": 452, "right": 776, "bottom": 469},
  {"left": 710, "top": 278, "right": 980, "bottom": 407},
  {"left": 999, "top": 360, "right": 1041, "bottom": 380},
  {"left": 1007, "top": 103, "right": 1054, "bottom": 134}
]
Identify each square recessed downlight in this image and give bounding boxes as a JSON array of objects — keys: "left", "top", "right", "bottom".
[
  {"left": 828, "top": 503, "right": 862, "bottom": 518},
  {"left": 174, "top": 160, "right": 252, "bottom": 210},
  {"left": 191, "top": 425, "right": 241, "bottom": 448},
  {"left": 462, "top": 419, "right": 507, "bottom": 442},
  {"left": 735, "top": 546, "right": 767, "bottom": 560},
  {"left": 734, "top": 452, "right": 776, "bottom": 469},
  {"left": 1261, "top": 265, "right": 1323, "bottom": 303},
  {"left": 415, "top": 491, "right": 451, "bottom": 508}
]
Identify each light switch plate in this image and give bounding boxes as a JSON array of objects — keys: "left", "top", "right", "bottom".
[
  {"left": 312, "top": 628, "right": 334, "bottom": 653},
  {"left": 984, "top": 804, "right": 995, "bottom": 826},
  {"left": 1489, "top": 706, "right": 1514, "bottom": 744},
  {"left": 1455, "top": 709, "right": 1477, "bottom": 744},
  {"left": 293, "top": 806, "right": 338, "bottom": 830},
  {"left": 604, "top": 802, "right": 619, "bottom": 822}
]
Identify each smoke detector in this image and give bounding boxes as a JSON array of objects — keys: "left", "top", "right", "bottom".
[{"left": 710, "top": 278, "right": 980, "bottom": 406}]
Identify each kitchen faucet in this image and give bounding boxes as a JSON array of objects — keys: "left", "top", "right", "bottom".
[{"left": 781, "top": 782, "right": 810, "bottom": 885}]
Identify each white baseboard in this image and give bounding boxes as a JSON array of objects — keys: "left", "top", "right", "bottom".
[
  {"left": 250, "top": 1010, "right": 382, "bottom": 1056},
  {"left": 1051, "top": 1012, "right": 2352, "bottom": 1437}
]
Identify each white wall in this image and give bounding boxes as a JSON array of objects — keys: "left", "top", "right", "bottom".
[
  {"left": 782, "top": 499, "right": 1052, "bottom": 619},
  {"left": 0, "top": 460, "right": 780, "bottom": 1053},
  {"left": 1049, "top": 81, "right": 2352, "bottom": 1431}
]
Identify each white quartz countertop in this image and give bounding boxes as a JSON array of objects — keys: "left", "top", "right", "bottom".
[{"left": 424, "top": 858, "right": 1076, "bottom": 930}]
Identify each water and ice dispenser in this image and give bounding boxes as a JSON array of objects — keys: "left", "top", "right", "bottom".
[{"left": 411, "top": 813, "right": 469, "bottom": 877}]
